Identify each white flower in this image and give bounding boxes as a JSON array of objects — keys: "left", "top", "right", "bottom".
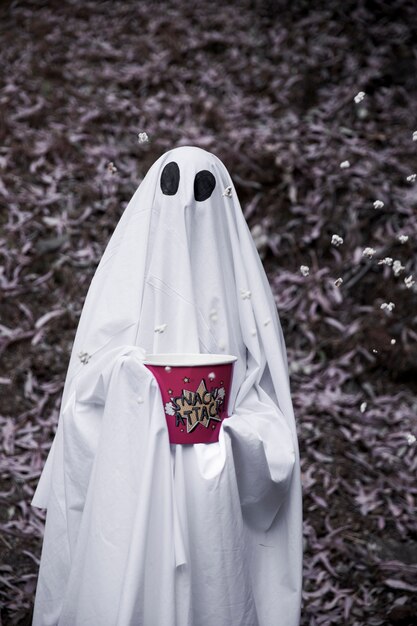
[
  {"left": 222, "top": 185, "right": 233, "bottom": 197},
  {"left": 380, "top": 302, "right": 395, "bottom": 312},
  {"left": 240, "top": 288, "right": 251, "bottom": 300},
  {"left": 362, "top": 247, "right": 376, "bottom": 258},
  {"left": 360, "top": 402, "right": 367, "bottom": 413},
  {"left": 165, "top": 401, "right": 176, "bottom": 416},
  {"left": 406, "top": 173, "right": 416, "bottom": 182},
  {"left": 404, "top": 275, "right": 415, "bottom": 288},
  {"left": 398, "top": 234, "right": 409, "bottom": 244},
  {"left": 354, "top": 91, "right": 366, "bottom": 103},
  {"left": 154, "top": 323, "right": 167, "bottom": 333},
  {"left": 331, "top": 234, "right": 343, "bottom": 246},
  {"left": 392, "top": 260, "right": 405, "bottom": 276},
  {"left": 78, "top": 351, "right": 91, "bottom": 364},
  {"left": 406, "top": 433, "right": 416, "bottom": 445},
  {"left": 373, "top": 200, "right": 384, "bottom": 209},
  {"left": 300, "top": 265, "right": 310, "bottom": 276},
  {"left": 413, "top": 131, "right": 417, "bottom": 142},
  {"left": 138, "top": 132, "right": 149, "bottom": 143},
  {"left": 334, "top": 277, "right": 343, "bottom": 287},
  {"left": 378, "top": 257, "right": 393, "bottom": 266},
  {"left": 340, "top": 160, "right": 350, "bottom": 169}
]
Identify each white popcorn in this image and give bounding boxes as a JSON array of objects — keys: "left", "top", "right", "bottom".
[
  {"left": 392, "top": 260, "right": 405, "bottom": 276},
  {"left": 362, "top": 247, "right": 376, "bottom": 258},
  {"left": 217, "top": 387, "right": 225, "bottom": 400},
  {"left": 373, "top": 200, "right": 384, "bottom": 209},
  {"left": 165, "top": 401, "right": 175, "bottom": 416},
  {"left": 251, "top": 224, "right": 269, "bottom": 252},
  {"left": 240, "top": 288, "right": 251, "bottom": 300},
  {"left": 209, "top": 309, "right": 218, "bottom": 323},
  {"left": 340, "top": 160, "right": 350, "bottom": 169},
  {"left": 378, "top": 257, "right": 393, "bottom": 266},
  {"left": 300, "top": 265, "right": 310, "bottom": 276},
  {"left": 380, "top": 302, "right": 395, "bottom": 312},
  {"left": 354, "top": 91, "right": 366, "bottom": 103},
  {"left": 138, "top": 131, "right": 149, "bottom": 143},
  {"left": 78, "top": 351, "right": 91, "bottom": 364},
  {"left": 331, "top": 234, "right": 343, "bottom": 246}
]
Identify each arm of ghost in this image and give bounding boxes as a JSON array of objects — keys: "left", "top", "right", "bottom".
[
  {"left": 32, "top": 346, "right": 183, "bottom": 626},
  {"left": 222, "top": 382, "right": 296, "bottom": 533}
]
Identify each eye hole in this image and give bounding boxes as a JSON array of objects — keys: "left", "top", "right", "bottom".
[
  {"left": 194, "top": 170, "right": 216, "bottom": 201},
  {"left": 160, "top": 161, "right": 180, "bottom": 195}
]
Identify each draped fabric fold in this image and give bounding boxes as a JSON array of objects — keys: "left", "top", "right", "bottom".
[{"left": 32, "top": 146, "right": 302, "bottom": 626}]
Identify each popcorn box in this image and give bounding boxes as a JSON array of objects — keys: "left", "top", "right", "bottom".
[{"left": 144, "top": 354, "right": 237, "bottom": 444}]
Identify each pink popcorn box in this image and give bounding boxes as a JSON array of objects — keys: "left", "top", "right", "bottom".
[{"left": 144, "top": 354, "right": 237, "bottom": 444}]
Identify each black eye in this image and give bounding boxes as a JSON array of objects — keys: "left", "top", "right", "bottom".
[
  {"left": 160, "top": 161, "right": 180, "bottom": 195},
  {"left": 194, "top": 170, "right": 216, "bottom": 201}
]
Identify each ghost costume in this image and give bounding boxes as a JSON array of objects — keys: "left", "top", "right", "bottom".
[{"left": 31, "top": 146, "right": 303, "bottom": 626}]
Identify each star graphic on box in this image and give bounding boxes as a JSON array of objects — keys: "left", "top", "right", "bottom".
[{"left": 164, "top": 379, "right": 225, "bottom": 433}]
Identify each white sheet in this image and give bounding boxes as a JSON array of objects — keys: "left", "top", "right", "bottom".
[{"left": 32, "top": 146, "right": 303, "bottom": 626}]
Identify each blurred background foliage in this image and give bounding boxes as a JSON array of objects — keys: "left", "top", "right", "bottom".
[{"left": 0, "top": 0, "right": 416, "bottom": 624}]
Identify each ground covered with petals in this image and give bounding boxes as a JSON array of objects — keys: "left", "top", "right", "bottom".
[{"left": 1, "top": 1, "right": 416, "bottom": 624}]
